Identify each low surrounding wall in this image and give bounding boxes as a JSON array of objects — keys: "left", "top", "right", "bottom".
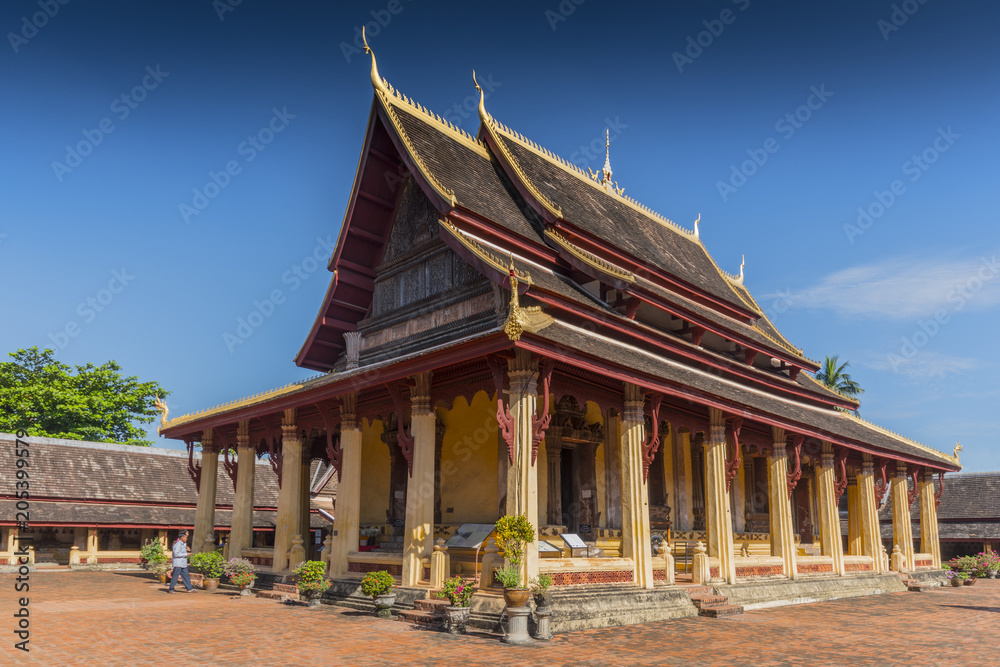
[{"left": 715, "top": 573, "right": 907, "bottom": 610}]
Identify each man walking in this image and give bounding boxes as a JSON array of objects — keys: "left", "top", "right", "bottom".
[{"left": 167, "top": 530, "right": 195, "bottom": 593}]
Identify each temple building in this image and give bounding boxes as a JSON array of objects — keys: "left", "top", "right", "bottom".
[
  {"left": 157, "top": 42, "right": 961, "bottom": 625},
  {"left": 0, "top": 434, "right": 330, "bottom": 569}
]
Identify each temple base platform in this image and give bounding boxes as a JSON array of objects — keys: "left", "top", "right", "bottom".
[{"left": 713, "top": 573, "right": 907, "bottom": 611}]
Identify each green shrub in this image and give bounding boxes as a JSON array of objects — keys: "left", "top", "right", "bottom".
[
  {"left": 293, "top": 560, "right": 331, "bottom": 595},
  {"left": 360, "top": 570, "right": 396, "bottom": 598},
  {"left": 189, "top": 550, "right": 225, "bottom": 579}
]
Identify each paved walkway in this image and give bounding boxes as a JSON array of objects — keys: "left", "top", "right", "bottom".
[{"left": 1, "top": 572, "right": 997, "bottom": 666}]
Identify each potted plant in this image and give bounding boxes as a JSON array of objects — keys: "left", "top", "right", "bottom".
[
  {"left": 494, "top": 514, "right": 535, "bottom": 608},
  {"left": 224, "top": 557, "right": 257, "bottom": 596},
  {"left": 979, "top": 550, "right": 1000, "bottom": 579},
  {"left": 529, "top": 572, "right": 554, "bottom": 640},
  {"left": 293, "top": 560, "right": 331, "bottom": 607},
  {"left": 190, "top": 549, "right": 225, "bottom": 592},
  {"left": 946, "top": 569, "right": 970, "bottom": 587},
  {"left": 359, "top": 526, "right": 380, "bottom": 547},
  {"left": 435, "top": 576, "right": 475, "bottom": 634},
  {"left": 140, "top": 539, "right": 171, "bottom": 584},
  {"left": 360, "top": 570, "right": 397, "bottom": 618}
]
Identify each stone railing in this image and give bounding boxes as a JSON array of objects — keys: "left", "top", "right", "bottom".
[
  {"left": 346, "top": 550, "right": 404, "bottom": 577},
  {"left": 734, "top": 555, "right": 785, "bottom": 579},
  {"left": 796, "top": 555, "right": 834, "bottom": 575},
  {"left": 240, "top": 547, "right": 274, "bottom": 568},
  {"left": 913, "top": 552, "right": 934, "bottom": 569},
  {"left": 843, "top": 555, "right": 875, "bottom": 572},
  {"left": 539, "top": 556, "right": 635, "bottom": 586}
]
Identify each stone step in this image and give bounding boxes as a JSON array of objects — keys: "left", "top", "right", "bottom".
[
  {"left": 689, "top": 594, "right": 728, "bottom": 609},
  {"left": 699, "top": 604, "right": 744, "bottom": 618},
  {"left": 678, "top": 585, "right": 715, "bottom": 596},
  {"left": 413, "top": 598, "right": 449, "bottom": 613},
  {"left": 398, "top": 609, "right": 444, "bottom": 627},
  {"left": 256, "top": 590, "right": 292, "bottom": 601}
]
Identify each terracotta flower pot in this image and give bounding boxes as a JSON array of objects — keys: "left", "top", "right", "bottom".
[
  {"left": 202, "top": 578, "right": 220, "bottom": 592},
  {"left": 503, "top": 588, "right": 530, "bottom": 608},
  {"left": 157, "top": 574, "right": 168, "bottom": 585},
  {"left": 963, "top": 578, "right": 977, "bottom": 586},
  {"left": 951, "top": 578, "right": 963, "bottom": 587}
]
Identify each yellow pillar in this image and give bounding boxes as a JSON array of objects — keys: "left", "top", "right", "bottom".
[
  {"left": 402, "top": 372, "right": 436, "bottom": 587},
  {"left": 331, "top": 392, "right": 361, "bottom": 577},
  {"left": 620, "top": 383, "right": 654, "bottom": 589},
  {"left": 767, "top": 428, "right": 798, "bottom": 580},
  {"left": 847, "top": 477, "right": 862, "bottom": 556},
  {"left": 273, "top": 409, "right": 304, "bottom": 572},
  {"left": 228, "top": 420, "right": 256, "bottom": 559},
  {"left": 919, "top": 470, "right": 941, "bottom": 569},
  {"left": 816, "top": 442, "right": 845, "bottom": 576},
  {"left": 506, "top": 351, "right": 540, "bottom": 585},
  {"left": 704, "top": 408, "right": 736, "bottom": 583},
  {"left": 681, "top": 431, "right": 694, "bottom": 530},
  {"left": 858, "top": 456, "right": 885, "bottom": 574},
  {"left": 890, "top": 461, "right": 915, "bottom": 571},
  {"left": 193, "top": 428, "right": 220, "bottom": 554}
]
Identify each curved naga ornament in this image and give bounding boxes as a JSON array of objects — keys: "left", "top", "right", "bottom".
[
  {"left": 725, "top": 418, "right": 744, "bottom": 492},
  {"left": 641, "top": 393, "right": 664, "bottom": 483},
  {"left": 154, "top": 395, "right": 169, "bottom": 434},
  {"left": 834, "top": 448, "right": 849, "bottom": 503},
  {"left": 786, "top": 435, "right": 804, "bottom": 498},
  {"left": 874, "top": 460, "right": 890, "bottom": 505}
]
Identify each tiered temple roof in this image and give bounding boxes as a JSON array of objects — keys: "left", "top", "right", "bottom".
[{"left": 161, "top": 45, "right": 959, "bottom": 473}]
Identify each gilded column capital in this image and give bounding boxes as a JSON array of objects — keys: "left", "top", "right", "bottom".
[
  {"left": 410, "top": 371, "right": 433, "bottom": 417},
  {"left": 281, "top": 408, "right": 299, "bottom": 442},
  {"left": 201, "top": 428, "right": 218, "bottom": 453},
  {"left": 236, "top": 420, "right": 250, "bottom": 449},
  {"left": 895, "top": 460, "right": 909, "bottom": 478},
  {"left": 820, "top": 441, "right": 834, "bottom": 468},
  {"left": 861, "top": 459, "right": 875, "bottom": 475},
  {"left": 622, "top": 382, "right": 644, "bottom": 424},
  {"left": 340, "top": 391, "right": 358, "bottom": 431}
]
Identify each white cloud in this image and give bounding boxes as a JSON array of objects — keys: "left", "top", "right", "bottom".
[
  {"left": 867, "top": 351, "right": 978, "bottom": 379},
  {"left": 782, "top": 253, "right": 1000, "bottom": 319}
]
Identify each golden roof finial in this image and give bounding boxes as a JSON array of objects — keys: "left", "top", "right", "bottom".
[
  {"left": 473, "top": 70, "right": 489, "bottom": 123},
  {"left": 361, "top": 26, "right": 387, "bottom": 94},
  {"left": 602, "top": 129, "right": 612, "bottom": 184},
  {"left": 153, "top": 394, "right": 169, "bottom": 435},
  {"left": 693, "top": 213, "right": 701, "bottom": 239},
  {"left": 503, "top": 255, "right": 523, "bottom": 341},
  {"left": 737, "top": 255, "right": 745, "bottom": 284},
  {"left": 953, "top": 442, "right": 963, "bottom": 460}
]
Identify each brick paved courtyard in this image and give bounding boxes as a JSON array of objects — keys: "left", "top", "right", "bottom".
[{"left": 1, "top": 572, "right": 997, "bottom": 666}]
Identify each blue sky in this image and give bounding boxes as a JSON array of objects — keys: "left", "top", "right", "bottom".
[{"left": 1, "top": 0, "right": 996, "bottom": 471}]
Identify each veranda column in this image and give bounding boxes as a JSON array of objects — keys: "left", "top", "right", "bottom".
[
  {"left": 603, "top": 413, "right": 622, "bottom": 529},
  {"left": 620, "top": 383, "right": 654, "bottom": 589},
  {"left": 273, "top": 409, "right": 304, "bottom": 572},
  {"left": 890, "top": 461, "right": 915, "bottom": 571},
  {"left": 704, "top": 408, "right": 736, "bottom": 583},
  {"left": 919, "top": 470, "right": 941, "bottom": 569},
  {"left": 545, "top": 437, "right": 563, "bottom": 525},
  {"left": 402, "top": 371, "right": 435, "bottom": 587},
  {"left": 767, "top": 427, "right": 798, "bottom": 580},
  {"left": 857, "top": 455, "right": 885, "bottom": 574},
  {"left": 331, "top": 392, "right": 362, "bottom": 577},
  {"left": 816, "top": 442, "right": 845, "bottom": 576},
  {"left": 506, "top": 351, "right": 540, "bottom": 585},
  {"left": 846, "top": 476, "right": 862, "bottom": 555},
  {"left": 228, "top": 420, "right": 256, "bottom": 559},
  {"left": 193, "top": 428, "right": 220, "bottom": 554}
]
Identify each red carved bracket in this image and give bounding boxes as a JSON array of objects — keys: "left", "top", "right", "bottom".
[
  {"left": 530, "top": 358, "right": 555, "bottom": 466},
  {"left": 185, "top": 439, "right": 202, "bottom": 492},
  {"left": 625, "top": 297, "right": 641, "bottom": 320},
  {"left": 786, "top": 435, "right": 804, "bottom": 498},
  {"left": 222, "top": 445, "right": 238, "bottom": 492},
  {"left": 385, "top": 382, "right": 414, "bottom": 477},
  {"left": 834, "top": 448, "right": 848, "bottom": 504},
  {"left": 487, "top": 355, "right": 515, "bottom": 465},
  {"left": 641, "top": 393, "right": 664, "bottom": 483},
  {"left": 874, "top": 460, "right": 889, "bottom": 505},
  {"left": 263, "top": 416, "right": 282, "bottom": 489},
  {"left": 935, "top": 471, "right": 944, "bottom": 509},
  {"left": 316, "top": 401, "right": 342, "bottom": 482},
  {"left": 907, "top": 468, "right": 920, "bottom": 507},
  {"left": 725, "top": 417, "right": 744, "bottom": 492}
]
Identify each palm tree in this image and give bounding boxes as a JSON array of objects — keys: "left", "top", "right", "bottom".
[{"left": 815, "top": 355, "right": 864, "bottom": 413}]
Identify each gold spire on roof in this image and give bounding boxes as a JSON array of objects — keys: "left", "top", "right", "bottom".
[
  {"left": 361, "top": 26, "right": 387, "bottom": 94},
  {"left": 473, "top": 70, "right": 488, "bottom": 123},
  {"left": 737, "top": 255, "right": 745, "bottom": 285},
  {"left": 587, "top": 129, "right": 624, "bottom": 195},
  {"left": 693, "top": 213, "right": 701, "bottom": 240}
]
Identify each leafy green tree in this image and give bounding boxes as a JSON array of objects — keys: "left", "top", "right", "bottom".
[
  {"left": 0, "top": 347, "right": 168, "bottom": 446},
  {"left": 815, "top": 355, "right": 864, "bottom": 412}
]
